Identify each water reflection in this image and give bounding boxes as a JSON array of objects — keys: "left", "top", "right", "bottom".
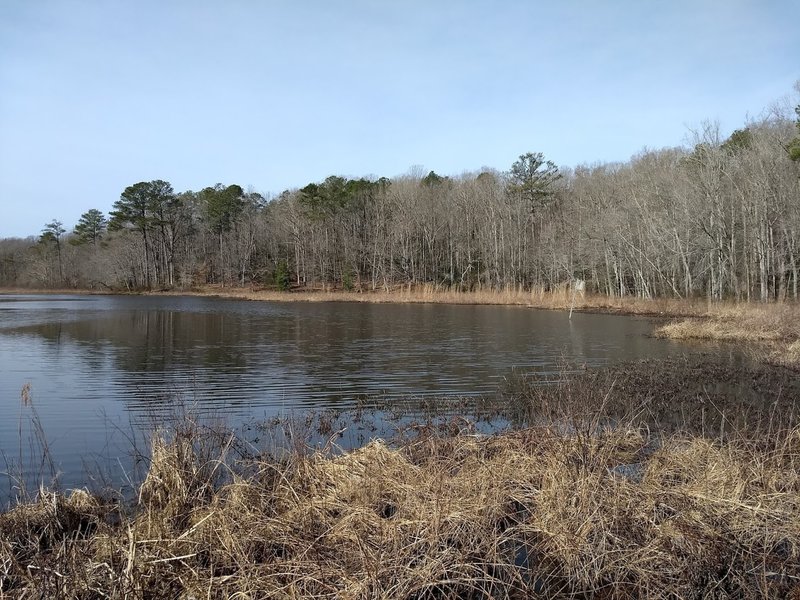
[{"left": 0, "top": 294, "right": 694, "bottom": 499}]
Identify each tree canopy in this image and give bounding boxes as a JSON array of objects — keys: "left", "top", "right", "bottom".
[
  {"left": 2, "top": 88, "right": 800, "bottom": 301},
  {"left": 73, "top": 209, "right": 107, "bottom": 245},
  {"left": 507, "top": 152, "right": 562, "bottom": 212}
]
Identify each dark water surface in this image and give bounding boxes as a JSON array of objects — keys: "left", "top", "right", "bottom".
[{"left": 1, "top": 294, "right": 693, "bottom": 499}]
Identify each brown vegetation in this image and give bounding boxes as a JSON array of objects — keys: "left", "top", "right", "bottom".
[
  {"left": 139, "top": 283, "right": 712, "bottom": 317},
  {"left": 2, "top": 377, "right": 799, "bottom": 599},
  {"left": 655, "top": 303, "right": 800, "bottom": 367},
  {"left": 0, "top": 282, "right": 790, "bottom": 322},
  {"left": 505, "top": 356, "right": 800, "bottom": 437}
]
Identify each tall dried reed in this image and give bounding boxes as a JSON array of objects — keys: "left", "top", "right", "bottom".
[{"left": 2, "top": 383, "right": 799, "bottom": 598}]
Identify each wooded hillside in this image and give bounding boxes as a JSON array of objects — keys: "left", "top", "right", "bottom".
[{"left": 3, "top": 99, "right": 799, "bottom": 302}]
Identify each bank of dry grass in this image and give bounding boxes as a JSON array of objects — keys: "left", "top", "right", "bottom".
[
  {"left": 0, "top": 287, "right": 110, "bottom": 296},
  {"left": 141, "top": 283, "right": 714, "bottom": 317},
  {"left": 4, "top": 283, "right": 795, "bottom": 318},
  {"left": 655, "top": 304, "right": 800, "bottom": 367},
  {"left": 0, "top": 283, "right": 769, "bottom": 319},
  {"left": 2, "top": 412, "right": 799, "bottom": 598}
]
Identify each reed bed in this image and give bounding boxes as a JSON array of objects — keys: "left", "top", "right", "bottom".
[
  {"left": 2, "top": 407, "right": 799, "bottom": 599},
  {"left": 145, "top": 283, "right": 715, "bottom": 317},
  {"left": 656, "top": 304, "right": 800, "bottom": 342},
  {"left": 2, "top": 283, "right": 781, "bottom": 319},
  {"left": 655, "top": 303, "right": 800, "bottom": 367}
]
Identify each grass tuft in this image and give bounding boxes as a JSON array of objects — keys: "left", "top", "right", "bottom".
[{"left": 2, "top": 399, "right": 800, "bottom": 598}]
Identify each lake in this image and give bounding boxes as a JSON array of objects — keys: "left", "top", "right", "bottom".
[{"left": 1, "top": 294, "right": 692, "bottom": 501}]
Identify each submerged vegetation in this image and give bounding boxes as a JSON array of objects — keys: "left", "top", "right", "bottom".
[{"left": 2, "top": 359, "right": 799, "bottom": 598}]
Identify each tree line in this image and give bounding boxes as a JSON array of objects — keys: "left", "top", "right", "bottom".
[{"left": 2, "top": 96, "right": 799, "bottom": 302}]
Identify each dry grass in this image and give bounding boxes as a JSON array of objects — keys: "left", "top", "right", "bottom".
[
  {"left": 0, "top": 287, "right": 109, "bottom": 296},
  {"left": 787, "top": 341, "right": 800, "bottom": 365},
  {"left": 505, "top": 356, "right": 800, "bottom": 440},
  {"left": 141, "top": 283, "right": 717, "bottom": 318},
  {"left": 655, "top": 303, "right": 800, "bottom": 367},
  {"left": 148, "top": 282, "right": 572, "bottom": 308},
  {"left": 2, "top": 411, "right": 799, "bottom": 599},
  {"left": 0, "top": 283, "right": 769, "bottom": 319},
  {"left": 5, "top": 283, "right": 797, "bottom": 325}
]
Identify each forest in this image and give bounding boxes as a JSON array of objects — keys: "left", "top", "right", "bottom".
[{"left": 2, "top": 98, "right": 799, "bottom": 302}]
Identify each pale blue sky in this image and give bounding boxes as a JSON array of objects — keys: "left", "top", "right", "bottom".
[{"left": 1, "top": 1, "right": 797, "bottom": 238}]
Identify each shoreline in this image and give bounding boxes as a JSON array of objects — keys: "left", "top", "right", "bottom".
[
  {"left": 0, "top": 283, "right": 730, "bottom": 315},
  {"left": 4, "top": 285, "right": 798, "bottom": 366}
]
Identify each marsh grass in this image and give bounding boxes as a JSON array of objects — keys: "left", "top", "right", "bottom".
[
  {"left": 2, "top": 365, "right": 800, "bottom": 599},
  {"left": 3, "top": 283, "right": 792, "bottom": 322},
  {"left": 504, "top": 356, "right": 800, "bottom": 439},
  {"left": 1, "top": 383, "right": 61, "bottom": 508},
  {"left": 656, "top": 303, "right": 800, "bottom": 367},
  {"left": 144, "top": 283, "right": 713, "bottom": 316}
]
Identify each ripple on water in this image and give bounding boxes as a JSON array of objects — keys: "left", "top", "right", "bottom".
[{"left": 0, "top": 294, "right": 700, "bottom": 499}]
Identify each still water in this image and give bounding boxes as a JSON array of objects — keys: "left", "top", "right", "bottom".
[{"left": 1, "top": 294, "right": 691, "bottom": 499}]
